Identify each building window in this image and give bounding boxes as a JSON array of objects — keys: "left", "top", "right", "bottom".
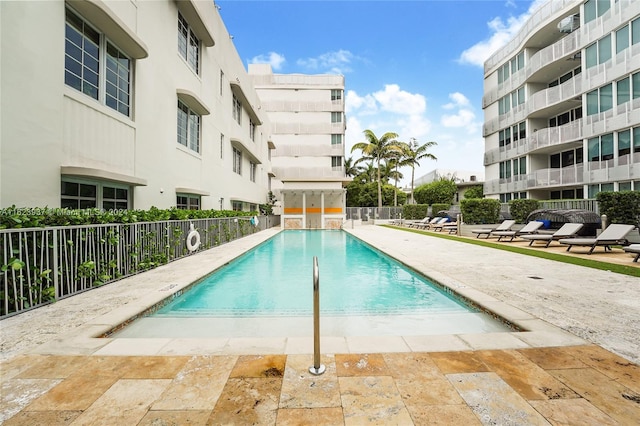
[
  {"left": 633, "top": 17, "right": 640, "bottom": 45},
  {"left": 331, "top": 134, "right": 343, "bottom": 145},
  {"left": 61, "top": 180, "right": 130, "bottom": 210},
  {"left": 618, "top": 129, "right": 631, "bottom": 157},
  {"left": 617, "top": 77, "right": 630, "bottom": 105},
  {"left": 233, "top": 147, "right": 242, "bottom": 174},
  {"left": 177, "top": 100, "right": 200, "bottom": 153},
  {"left": 633, "top": 72, "right": 640, "bottom": 99},
  {"left": 586, "top": 83, "right": 613, "bottom": 115},
  {"left": 331, "top": 89, "right": 342, "bottom": 101},
  {"left": 249, "top": 120, "right": 256, "bottom": 141},
  {"left": 232, "top": 201, "right": 243, "bottom": 211},
  {"left": 331, "top": 112, "right": 342, "bottom": 123},
  {"left": 65, "top": 8, "right": 131, "bottom": 117},
  {"left": 232, "top": 94, "right": 242, "bottom": 125},
  {"left": 220, "top": 133, "right": 224, "bottom": 159},
  {"left": 176, "top": 194, "right": 200, "bottom": 210},
  {"left": 616, "top": 24, "right": 630, "bottom": 54},
  {"left": 219, "top": 70, "right": 224, "bottom": 96},
  {"left": 584, "top": 0, "right": 610, "bottom": 24},
  {"left": 586, "top": 34, "right": 612, "bottom": 69},
  {"left": 178, "top": 13, "right": 199, "bottom": 74},
  {"left": 331, "top": 156, "right": 342, "bottom": 170},
  {"left": 250, "top": 162, "right": 256, "bottom": 182}
]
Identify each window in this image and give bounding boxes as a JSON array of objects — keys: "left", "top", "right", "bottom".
[
  {"left": 176, "top": 195, "right": 200, "bottom": 210},
  {"left": 633, "top": 17, "right": 640, "bottom": 45},
  {"left": 633, "top": 72, "right": 640, "bottom": 99},
  {"left": 178, "top": 13, "right": 199, "bottom": 73},
  {"left": 616, "top": 25, "right": 630, "bottom": 54},
  {"left": 249, "top": 120, "right": 256, "bottom": 141},
  {"left": 232, "top": 201, "right": 243, "bottom": 211},
  {"left": 331, "top": 89, "right": 342, "bottom": 101},
  {"left": 601, "top": 133, "right": 614, "bottom": 160},
  {"left": 504, "top": 127, "right": 511, "bottom": 146},
  {"left": 617, "top": 77, "right": 630, "bottom": 105},
  {"left": 562, "top": 150, "right": 575, "bottom": 167},
  {"left": 220, "top": 133, "right": 224, "bottom": 159},
  {"left": 177, "top": 100, "right": 200, "bottom": 153},
  {"left": 634, "top": 126, "right": 640, "bottom": 153},
  {"left": 61, "top": 180, "right": 130, "bottom": 209},
  {"left": 61, "top": 181, "right": 97, "bottom": 209},
  {"left": 550, "top": 154, "right": 561, "bottom": 168},
  {"left": 586, "top": 84, "right": 613, "bottom": 115},
  {"left": 65, "top": 8, "right": 131, "bottom": 117},
  {"left": 331, "top": 156, "right": 342, "bottom": 169},
  {"left": 331, "top": 134, "right": 343, "bottom": 145},
  {"left": 250, "top": 162, "right": 256, "bottom": 182},
  {"left": 219, "top": 70, "right": 224, "bottom": 96},
  {"left": 233, "top": 147, "right": 242, "bottom": 174},
  {"left": 618, "top": 129, "right": 631, "bottom": 157},
  {"left": 331, "top": 112, "right": 342, "bottom": 123},
  {"left": 584, "top": 0, "right": 610, "bottom": 24},
  {"left": 232, "top": 94, "right": 242, "bottom": 125},
  {"left": 586, "top": 35, "right": 612, "bottom": 69},
  {"left": 588, "top": 137, "right": 600, "bottom": 161}
]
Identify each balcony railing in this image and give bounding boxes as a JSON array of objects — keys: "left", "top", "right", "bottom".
[
  {"left": 261, "top": 100, "right": 343, "bottom": 112},
  {"left": 274, "top": 143, "right": 344, "bottom": 157},
  {"left": 273, "top": 166, "right": 346, "bottom": 180},
  {"left": 272, "top": 122, "right": 345, "bottom": 134}
]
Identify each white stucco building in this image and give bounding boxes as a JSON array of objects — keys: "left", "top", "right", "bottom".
[
  {"left": 249, "top": 64, "right": 350, "bottom": 229},
  {"left": 483, "top": 0, "right": 640, "bottom": 202},
  {"left": 1, "top": 0, "right": 274, "bottom": 212}
]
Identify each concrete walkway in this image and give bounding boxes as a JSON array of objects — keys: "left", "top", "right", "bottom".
[{"left": 1, "top": 224, "right": 639, "bottom": 424}]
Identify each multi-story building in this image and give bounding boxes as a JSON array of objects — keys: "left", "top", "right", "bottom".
[
  {"left": 249, "top": 64, "right": 350, "bottom": 229},
  {"left": 483, "top": 0, "right": 640, "bottom": 202},
  {"left": 1, "top": 0, "right": 273, "bottom": 212}
]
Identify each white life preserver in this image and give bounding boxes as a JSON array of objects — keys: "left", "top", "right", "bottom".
[
  {"left": 186, "top": 224, "right": 201, "bottom": 252},
  {"left": 251, "top": 215, "right": 259, "bottom": 227}
]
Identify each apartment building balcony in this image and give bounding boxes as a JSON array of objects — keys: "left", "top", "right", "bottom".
[
  {"left": 274, "top": 143, "right": 344, "bottom": 157},
  {"left": 271, "top": 122, "right": 346, "bottom": 134},
  {"left": 485, "top": 164, "right": 584, "bottom": 194},
  {"left": 484, "top": 120, "right": 582, "bottom": 165},
  {"left": 252, "top": 73, "right": 345, "bottom": 88},
  {"left": 587, "top": 153, "right": 640, "bottom": 183},
  {"left": 272, "top": 166, "right": 348, "bottom": 182},
  {"left": 261, "top": 100, "right": 343, "bottom": 113}
]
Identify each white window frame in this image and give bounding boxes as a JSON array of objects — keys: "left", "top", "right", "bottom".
[
  {"left": 250, "top": 162, "right": 256, "bottom": 182},
  {"left": 61, "top": 179, "right": 130, "bottom": 210},
  {"left": 176, "top": 194, "right": 201, "bottom": 210},
  {"left": 65, "top": 7, "right": 132, "bottom": 117},
  {"left": 233, "top": 94, "right": 242, "bottom": 125},
  {"left": 178, "top": 12, "right": 200, "bottom": 74},
  {"left": 233, "top": 147, "right": 242, "bottom": 175},
  {"left": 177, "top": 99, "right": 201, "bottom": 153}
]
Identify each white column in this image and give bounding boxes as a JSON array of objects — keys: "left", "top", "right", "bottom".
[
  {"left": 321, "top": 192, "right": 325, "bottom": 229},
  {"left": 302, "top": 192, "right": 306, "bottom": 229}
]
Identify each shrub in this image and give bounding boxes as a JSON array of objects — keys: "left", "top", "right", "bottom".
[
  {"left": 597, "top": 191, "right": 640, "bottom": 226},
  {"left": 413, "top": 180, "right": 457, "bottom": 205},
  {"left": 463, "top": 185, "right": 484, "bottom": 199},
  {"left": 461, "top": 198, "right": 501, "bottom": 224},
  {"left": 509, "top": 199, "right": 540, "bottom": 223},
  {"left": 402, "top": 204, "right": 429, "bottom": 220}
]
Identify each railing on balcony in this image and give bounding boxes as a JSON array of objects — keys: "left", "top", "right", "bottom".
[
  {"left": 274, "top": 143, "right": 344, "bottom": 157},
  {"left": 273, "top": 166, "right": 346, "bottom": 180},
  {"left": 261, "top": 100, "right": 343, "bottom": 112},
  {"left": 0, "top": 216, "right": 280, "bottom": 318}
]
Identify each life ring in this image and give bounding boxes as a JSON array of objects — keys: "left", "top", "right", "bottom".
[
  {"left": 186, "top": 225, "right": 201, "bottom": 252},
  {"left": 250, "top": 215, "right": 259, "bottom": 227}
]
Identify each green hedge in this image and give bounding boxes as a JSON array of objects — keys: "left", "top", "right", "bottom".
[
  {"left": 509, "top": 199, "right": 540, "bottom": 223},
  {"left": 0, "top": 206, "right": 256, "bottom": 230},
  {"left": 597, "top": 191, "right": 640, "bottom": 226},
  {"left": 432, "top": 203, "right": 451, "bottom": 217},
  {"left": 402, "top": 204, "right": 429, "bottom": 220},
  {"left": 460, "top": 198, "right": 501, "bottom": 224}
]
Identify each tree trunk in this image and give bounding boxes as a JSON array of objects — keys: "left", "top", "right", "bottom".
[{"left": 410, "top": 167, "right": 415, "bottom": 204}]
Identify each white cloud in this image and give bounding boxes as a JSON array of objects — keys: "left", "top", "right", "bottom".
[
  {"left": 443, "top": 92, "right": 471, "bottom": 110},
  {"left": 441, "top": 109, "right": 476, "bottom": 128},
  {"left": 458, "top": 0, "right": 547, "bottom": 67},
  {"left": 373, "top": 84, "right": 426, "bottom": 115},
  {"left": 297, "top": 49, "right": 355, "bottom": 74},
  {"left": 345, "top": 90, "right": 377, "bottom": 115},
  {"left": 249, "top": 52, "right": 286, "bottom": 71}
]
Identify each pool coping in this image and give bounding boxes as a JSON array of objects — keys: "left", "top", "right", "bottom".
[{"left": 12, "top": 225, "right": 592, "bottom": 358}]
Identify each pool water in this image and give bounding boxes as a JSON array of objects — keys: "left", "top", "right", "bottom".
[{"left": 114, "top": 230, "right": 511, "bottom": 337}]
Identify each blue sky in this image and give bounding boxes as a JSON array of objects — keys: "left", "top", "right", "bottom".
[{"left": 217, "top": 0, "right": 545, "bottom": 185}]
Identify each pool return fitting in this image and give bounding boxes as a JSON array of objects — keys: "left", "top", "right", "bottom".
[{"left": 309, "top": 256, "right": 326, "bottom": 375}]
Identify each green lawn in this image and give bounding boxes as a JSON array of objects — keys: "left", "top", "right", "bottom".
[{"left": 382, "top": 225, "right": 640, "bottom": 278}]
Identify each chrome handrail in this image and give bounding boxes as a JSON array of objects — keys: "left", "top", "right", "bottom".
[{"left": 309, "top": 256, "right": 325, "bottom": 375}]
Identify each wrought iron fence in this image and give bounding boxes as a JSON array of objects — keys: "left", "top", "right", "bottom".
[
  {"left": 0, "top": 215, "right": 280, "bottom": 318},
  {"left": 345, "top": 207, "right": 404, "bottom": 221}
]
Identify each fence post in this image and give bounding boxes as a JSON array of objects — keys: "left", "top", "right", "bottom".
[{"left": 52, "top": 228, "right": 59, "bottom": 300}]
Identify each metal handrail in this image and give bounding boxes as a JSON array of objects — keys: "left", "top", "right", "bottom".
[{"left": 309, "top": 256, "right": 325, "bottom": 375}]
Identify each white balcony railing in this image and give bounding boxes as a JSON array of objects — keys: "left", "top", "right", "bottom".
[{"left": 273, "top": 166, "right": 346, "bottom": 180}]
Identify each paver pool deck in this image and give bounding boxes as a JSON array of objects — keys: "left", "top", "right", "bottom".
[{"left": 1, "top": 224, "right": 639, "bottom": 424}]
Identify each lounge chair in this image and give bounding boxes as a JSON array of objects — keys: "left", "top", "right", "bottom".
[
  {"left": 432, "top": 218, "right": 454, "bottom": 232},
  {"left": 471, "top": 220, "right": 516, "bottom": 239},
  {"left": 623, "top": 244, "right": 640, "bottom": 262},
  {"left": 406, "top": 217, "right": 430, "bottom": 228},
  {"left": 558, "top": 224, "right": 636, "bottom": 254},
  {"left": 520, "top": 223, "right": 584, "bottom": 247},
  {"left": 422, "top": 217, "right": 448, "bottom": 230},
  {"left": 491, "top": 220, "right": 544, "bottom": 242}
]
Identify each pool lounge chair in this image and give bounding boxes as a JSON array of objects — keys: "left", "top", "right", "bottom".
[
  {"left": 623, "top": 244, "right": 640, "bottom": 262},
  {"left": 432, "top": 218, "right": 454, "bottom": 232},
  {"left": 558, "top": 224, "right": 636, "bottom": 254},
  {"left": 407, "top": 217, "right": 431, "bottom": 228},
  {"left": 422, "top": 217, "right": 448, "bottom": 230},
  {"left": 491, "top": 220, "right": 544, "bottom": 242},
  {"left": 471, "top": 220, "right": 516, "bottom": 239},
  {"left": 520, "top": 223, "right": 584, "bottom": 247}
]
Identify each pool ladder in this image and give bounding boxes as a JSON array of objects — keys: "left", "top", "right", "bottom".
[{"left": 309, "top": 256, "right": 326, "bottom": 375}]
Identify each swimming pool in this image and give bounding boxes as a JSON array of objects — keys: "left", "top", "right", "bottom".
[{"left": 114, "top": 230, "right": 511, "bottom": 337}]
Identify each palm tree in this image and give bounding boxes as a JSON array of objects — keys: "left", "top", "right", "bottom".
[
  {"left": 403, "top": 138, "right": 438, "bottom": 204},
  {"left": 384, "top": 155, "right": 404, "bottom": 206},
  {"left": 351, "top": 130, "right": 402, "bottom": 208},
  {"left": 344, "top": 156, "right": 360, "bottom": 178}
]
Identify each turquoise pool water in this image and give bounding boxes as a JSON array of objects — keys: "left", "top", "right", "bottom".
[
  {"left": 156, "top": 230, "right": 474, "bottom": 317},
  {"left": 114, "top": 230, "right": 510, "bottom": 338}
]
